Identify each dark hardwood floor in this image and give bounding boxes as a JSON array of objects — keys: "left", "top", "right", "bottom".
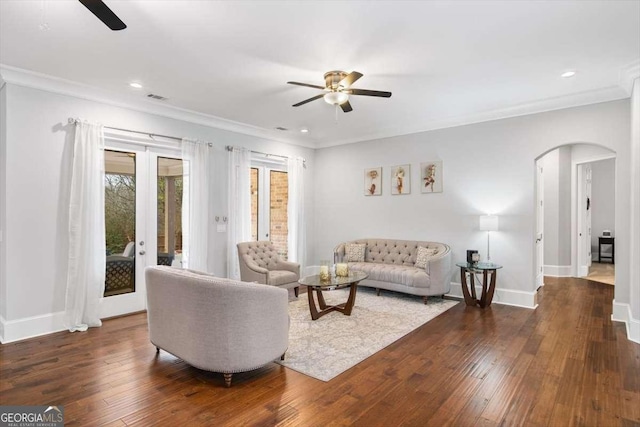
[{"left": 1, "top": 277, "right": 638, "bottom": 426}]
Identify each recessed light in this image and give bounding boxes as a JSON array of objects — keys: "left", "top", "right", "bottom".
[
  {"left": 129, "top": 82, "right": 143, "bottom": 89},
  {"left": 300, "top": 128, "right": 309, "bottom": 133},
  {"left": 561, "top": 71, "right": 576, "bottom": 78}
]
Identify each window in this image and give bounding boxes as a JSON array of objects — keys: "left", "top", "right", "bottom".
[
  {"left": 251, "top": 163, "right": 288, "bottom": 259},
  {"left": 157, "top": 157, "right": 183, "bottom": 267},
  {"left": 104, "top": 150, "right": 136, "bottom": 297}
]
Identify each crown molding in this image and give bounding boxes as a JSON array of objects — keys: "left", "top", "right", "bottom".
[
  {"left": 0, "top": 65, "right": 315, "bottom": 149},
  {"left": 619, "top": 60, "right": 640, "bottom": 95},
  {"left": 316, "top": 85, "right": 630, "bottom": 148},
  {"left": 1, "top": 64, "right": 634, "bottom": 150}
]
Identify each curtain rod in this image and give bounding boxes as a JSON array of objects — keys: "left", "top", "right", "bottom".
[
  {"left": 226, "top": 145, "right": 306, "bottom": 163},
  {"left": 67, "top": 118, "right": 215, "bottom": 145}
]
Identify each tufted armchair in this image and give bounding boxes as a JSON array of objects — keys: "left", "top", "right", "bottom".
[{"left": 237, "top": 241, "right": 300, "bottom": 297}]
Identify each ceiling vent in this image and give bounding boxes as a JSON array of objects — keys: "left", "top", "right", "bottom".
[
  {"left": 275, "top": 127, "right": 288, "bottom": 131},
  {"left": 147, "top": 93, "right": 168, "bottom": 101}
]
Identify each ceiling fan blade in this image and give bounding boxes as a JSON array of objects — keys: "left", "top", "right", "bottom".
[
  {"left": 287, "top": 81, "right": 326, "bottom": 90},
  {"left": 79, "top": 0, "right": 127, "bottom": 30},
  {"left": 339, "top": 71, "right": 363, "bottom": 88},
  {"left": 292, "top": 94, "right": 325, "bottom": 107},
  {"left": 346, "top": 88, "right": 392, "bottom": 98},
  {"left": 340, "top": 101, "right": 353, "bottom": 113}
]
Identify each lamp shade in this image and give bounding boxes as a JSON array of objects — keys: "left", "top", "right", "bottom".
[{"left": 479, "top": 215, "right": 499, "bottom": 231}]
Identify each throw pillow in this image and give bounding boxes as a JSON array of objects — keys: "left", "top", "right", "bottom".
[
  {"left": 345, "top": 243, "right": 366, "bottom": 262},
  {"left": 415, "top": 246, "right": 439, "bottom": 269}
]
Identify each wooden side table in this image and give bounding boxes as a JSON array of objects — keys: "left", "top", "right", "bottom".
[{"left": 456, "top": 262, "right": 503, "bottom": 308}]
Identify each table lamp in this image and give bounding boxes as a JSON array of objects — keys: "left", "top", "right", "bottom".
[{"left": 479, "top": 215, "right": 499, "bottom": 262}]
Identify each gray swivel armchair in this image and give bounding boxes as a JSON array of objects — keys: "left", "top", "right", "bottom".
[{"left": 237, "top": 241, "right": 300, "bottom": 297}]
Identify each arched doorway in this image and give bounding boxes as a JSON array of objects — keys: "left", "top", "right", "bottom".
[{"left": 534, "top": 143, "right": 616, "bottom": 288}]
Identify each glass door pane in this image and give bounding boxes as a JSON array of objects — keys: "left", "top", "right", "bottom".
[
  {"left": 104, "top": 150, "right": 136, "bottom": 297},
  {"left": 157, "top": 157, "right": 183, "bottom": 267},
  {"left": 269, "top": 170, "right": 288, "bottom": 259}
]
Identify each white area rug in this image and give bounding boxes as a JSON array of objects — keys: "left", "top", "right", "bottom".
[{"left": 276, "top": 287, "right": 458, "bottom": 381}]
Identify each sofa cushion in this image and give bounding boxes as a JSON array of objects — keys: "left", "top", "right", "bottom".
[
  {"left": 348, "top": 262, "right": 430, "bottom": 288},
  {"left": 345, "top": 243, "right": 366, "bottom": 262},
  {"left": 415, "top": 246, "right": 439, "bottom": 269},
  {"left": 268, "top": 270, "right": 298, "bottom": 286}
]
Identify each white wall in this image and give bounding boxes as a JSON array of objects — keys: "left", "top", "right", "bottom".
[
  {"left": 590, "top": 158, "right": 615, "bottom": 259},
  {"left": 541, "top": 149, "right": 560, "bottom": 265},
  {"left": 0, "top": 83, "right": 315, "bottom": 341},
  {"left": 539, "top": 146, "right": 571, "bottom": 273},
  {"left": 0, "top": 81, "right": 7, "bottom": 334},
  {"left": 558, "top": 147, "right": 572, "bottom": 265},
  {"left": 314, "top": 100, "right": 631, "bottom": 309},
  {"left": 625, "top": 77, "right": 640, "bottom": 341}
]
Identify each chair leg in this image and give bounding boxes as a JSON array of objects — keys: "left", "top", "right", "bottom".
[
  {"left": 294, "top": 286, "right": 299, "bottom": 298},
  {"left": 223, "top": 373, "right": 233, "bottom": 388}
]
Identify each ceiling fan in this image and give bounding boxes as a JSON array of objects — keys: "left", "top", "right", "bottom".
[
  {"left": 79, "top": 0, "right": 126, "bottom": 31},
  {"left": 287, "top": 71, "right": 391, "bottom": 113}
]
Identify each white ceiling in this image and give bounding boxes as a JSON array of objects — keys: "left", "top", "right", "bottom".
[{"left": 1, "top": 1, "right": 639, "bottom": 148}]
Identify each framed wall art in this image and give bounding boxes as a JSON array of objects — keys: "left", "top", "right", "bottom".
[
  {"left": 391, "top": 164, "right": 411, "bottom": 195},
  {"left": 421, "top": 161, "right": 443, "bottom": 193},
  {"left": 364, "top": 167, "right": 382, "bottom": 196}
]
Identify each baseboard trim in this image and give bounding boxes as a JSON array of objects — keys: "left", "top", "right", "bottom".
[
  {"left": 543, "top": 265, "right": 573, "bottom": 277},
  {"left": 447, "top": 282, "right": 538, "bottom": 309},
  {"left": 0, "top": 311, "right": 66, "bottom": 344},
  {"left": 611, "top": 301, "right": 640, "bottom": 344}
]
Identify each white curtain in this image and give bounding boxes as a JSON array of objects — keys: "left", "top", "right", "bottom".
[
  {"left": 287, "top": 156, "right": 306, "bottom": 268},
  {"left": 65, "top": 121, "right": 106, "bottom": 332},
  {"left": 227, "top": 147, "right": 251, "bottom": 279},
  {"left": 181, "top": 139, "right": 214, "bottom": 272}
]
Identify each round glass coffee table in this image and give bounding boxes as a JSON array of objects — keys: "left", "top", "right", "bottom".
[{"left": 298, "top": 271, "right": 368, "bottom": 320}]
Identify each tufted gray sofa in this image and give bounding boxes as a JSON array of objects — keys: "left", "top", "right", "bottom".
[
  {"left": 334, "top": 239, "right": 452, "bottom": 303},
  {"left": 237, "top": 241, "right": 300, "bottom": 297},
  {"left": 145, "top": 266, "right": 289, "bottom": 387}
]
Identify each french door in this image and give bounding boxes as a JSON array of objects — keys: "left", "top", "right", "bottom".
[
  {"left": 250, "top": 161, "right": 289, "bottom": 259},
  {"left": 101, "top": 140, "right": 183, "bottom": 318}
]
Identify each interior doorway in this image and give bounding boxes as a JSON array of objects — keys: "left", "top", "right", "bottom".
[{"left": 534, "top": 143, "right": 615, "bottom": 286}]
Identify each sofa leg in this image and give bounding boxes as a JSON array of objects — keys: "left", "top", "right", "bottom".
[
  {"left": 281, "top": 353, "right": 286, "bottom": 361},
  {"left": 294, "top": 287, "right": 299, "bottom": 298},
  {"left": 156, "top": 346, "right": 160, "bottom": 354},
  {"left": 223, "top": 373, "right": 233, "bottom": 388},
  {"left": 376, "top": 288, "right": 381, "bottom": 296},
  {"left": 423, "top": 296, "right": 429, "bottom": 305}
]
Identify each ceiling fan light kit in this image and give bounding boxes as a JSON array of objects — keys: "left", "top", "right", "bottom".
[
  {"left": 287, "top": 70, "right": 391, "bottom": 113},
  {"left": 324, "top": 92, "right": 349, "bottom": 105}
]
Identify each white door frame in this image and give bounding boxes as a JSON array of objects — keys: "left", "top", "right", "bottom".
[
  {"left": 535, "top": 163, "right": 545, "bottom": 288},
  {"left": 101, "top": 139, "right": 181, "bottom": 319},
  {"left": 570, "top": 153, "right": 616, "bottom": 277}
]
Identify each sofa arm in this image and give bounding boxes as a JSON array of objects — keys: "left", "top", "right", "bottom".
[
  {"left": 426, "top": 249, "right": 452, "bottom": 294},
  {"left": 239, "top": 256, "right": 269, "bottom": 284},
  {"left": 275, "top": 260, "right": 300, "bottom": 276},
  {"left": 333, "top": 243, "right": 346, "bottom": 263}
]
